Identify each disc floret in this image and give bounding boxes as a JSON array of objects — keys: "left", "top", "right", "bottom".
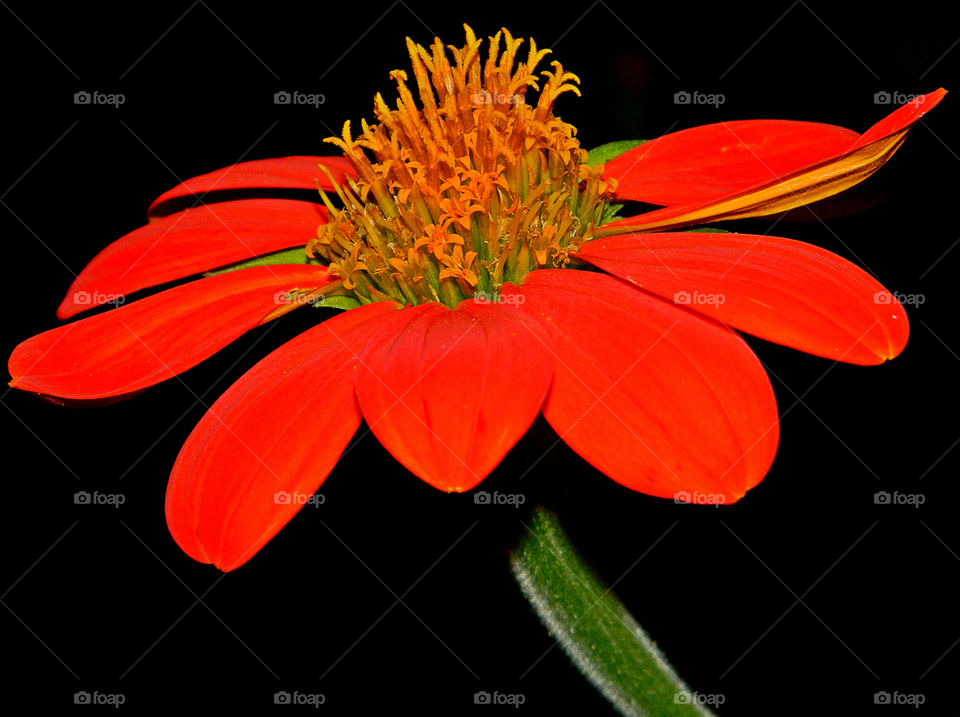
[{"left": 307, "top": 25, "right": 614, "bottom": 308}]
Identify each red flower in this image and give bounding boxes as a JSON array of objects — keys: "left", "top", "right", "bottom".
[{"left": 8, "top": 26, "right": 944, "bottom": 570}]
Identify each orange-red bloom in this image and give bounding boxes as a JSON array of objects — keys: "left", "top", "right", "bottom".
[{"left": 8, "top": 26, "right": 945, "bottom": 570}]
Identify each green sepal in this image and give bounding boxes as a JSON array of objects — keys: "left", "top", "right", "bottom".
[
  {"left": 599, "top": 202, "right": 625, "bottom": 225},
  {"left": 585, "top": 139, "right": 648, "bottom": 167},
  {"left": 317, "top": 295, "right": 362, "bottom": 311},
  {"left": 204, "top": 246, "right": 317, "bottom": 276}
]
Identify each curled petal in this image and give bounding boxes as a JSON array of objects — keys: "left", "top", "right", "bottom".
[
  {"left": 9, "top": 265, "right": 331, "bottom": 400},
  {"left": 577, "top": 233, "right": 908, "bottom": 364},
  {"left": 166, "top": 301, "right": 400, "bottom": 571},
  {"left": 59, "top": 199, "right": 327, "bottom": 319},
  {"left": 601, "top": 89, "right": 946, "bottom": 235},
  {"left": 516, "top": 270, "right": 779, "bottom": 502}
]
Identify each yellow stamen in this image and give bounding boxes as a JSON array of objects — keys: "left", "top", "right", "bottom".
[{"left": 307, "top": 24, "right": 613, "bottom": 308}]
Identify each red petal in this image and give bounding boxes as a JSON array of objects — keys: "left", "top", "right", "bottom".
[
  {"left": 355, "top": 300, "right": 555, "bottom": 492},
  {"left": 148, "top": 156, "right": 355, "bottom": 215},
  {"left": 601, "top": 88, "right": 946, "bottom": 233},
  {"left": 577, "top": 233, "right": 908, "bottom": 365},
  {"left": 852, "top": 88, "right": 947, "bottom": 148},
  {"left": 9, "top": 265, "right": 331, "bottom": 400},
  {"left": 604, "top": 120, "right": 858, "bottom": 205},
  {"left": 517, "top": 270, "right": 779, "bottom": 502},
  {"left": 58, "top": 199, "right": 327, "bottom": 319},
  {"left": 166, "top": 301, "right": 400, "bottom": 571}
]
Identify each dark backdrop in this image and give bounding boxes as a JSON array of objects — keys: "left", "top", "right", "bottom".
[{"left": 2, "top": 1, "right": 957, "bottom": 714}]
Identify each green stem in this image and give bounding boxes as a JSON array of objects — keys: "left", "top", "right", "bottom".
[{"left": 509, "top": 506, "right": 716, "bottom": 717}]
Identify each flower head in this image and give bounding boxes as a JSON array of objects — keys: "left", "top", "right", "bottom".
[{"left": 8, "top": 25, "right": 945, "bottom": 570}]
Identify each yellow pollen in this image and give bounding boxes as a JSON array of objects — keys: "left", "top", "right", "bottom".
[{"left": 307, "top": 24, "right": 613, "bottom": 308}]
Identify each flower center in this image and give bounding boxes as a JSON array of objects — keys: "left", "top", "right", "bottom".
[{"left": 306, "top": 25, "right": 614, "bottom": 309}]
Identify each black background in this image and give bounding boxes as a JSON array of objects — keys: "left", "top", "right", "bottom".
[{"left": 2, "top": 1, "right": 957, "bottom": 714}]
